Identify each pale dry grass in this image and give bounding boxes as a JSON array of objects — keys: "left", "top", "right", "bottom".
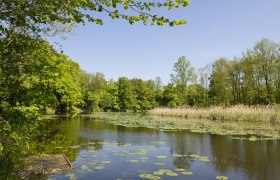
[{"left": 148, "top": 105, "right": 280, "bottom": 123}]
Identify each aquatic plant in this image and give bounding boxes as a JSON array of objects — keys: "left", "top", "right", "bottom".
[
  {"left": 139, "top": 173, "right": 161, "bottom": 179},
  {"left": 216, "top": 175, "right": 229, "bottom": 180}
]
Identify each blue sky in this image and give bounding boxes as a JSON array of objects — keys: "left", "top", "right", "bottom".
[{"left": 50, "top": 0, "right": 280, "bottom": 84}]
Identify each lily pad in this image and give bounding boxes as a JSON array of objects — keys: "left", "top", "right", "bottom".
[
  {"left": 155, "top": 162, "right": 165, "bottom": 166},
  {"left": 172, "top": 154, "right": 186, "bottom": 157},
  {"left": 129, "top": 160, "right": 138, "bottom": 163},
  {"left": 156, "top": 156, "right": 168, "bottom": 159},
  {"left": 94, "top": 166, "right": 104, "bottom": 170},
  {"left": 165, "top": 172, "right": 178, "bottom": 176},
  {"left": 139, "top": 174, "right": 161, "bottom": 180},
  {"left": 65, "top": 173, "right": 76, "bottom": 180},
  {"left": 174, "top": 168, "right": 185, "bottom": 172},
  {"left": 181, "top": 171, "right": 193, "bottom": 175},
  {"left": 81, "top": 165, "right": 88, "bottom": 170},
  {"left": 216, "top": 176, "right": 229, "bottom": 180},
  {"left": 101, "top": 160, "right": 111, "bottom": 164}
]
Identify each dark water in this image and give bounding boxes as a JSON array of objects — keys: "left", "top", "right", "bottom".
[{"left": 47, "top": 115, "right": 280, "bottom": 180}]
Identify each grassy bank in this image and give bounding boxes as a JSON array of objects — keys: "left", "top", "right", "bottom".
[{"left": 148, "top": 105, "right": 280, "bottom": 123}]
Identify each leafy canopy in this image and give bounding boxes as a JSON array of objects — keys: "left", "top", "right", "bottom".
[{"left": 1, "top": 0, "right": 189, "bottom": 37}]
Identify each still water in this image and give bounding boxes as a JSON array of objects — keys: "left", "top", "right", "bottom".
[{"left": 47, "top": 114, "right": 280, "bottom": 180}]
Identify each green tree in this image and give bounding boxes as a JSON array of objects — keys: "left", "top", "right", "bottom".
[
  {"left": 162, "top": 83, "right": 179, "bottom": 107},
  {"left": 100, "top": 80, "right": 120, "bottom": 111},
  {"left": 0, "top": 34, "right": 82, "bottom": 112},
  {"left": 117, "top": 77, "right": 136, "bottom": 111},
  {"left": 170, "top": 56, "right": 196, "bottom": 92},
  {"left": 1, "top": 0, "right": 189, "bottom": 38}
]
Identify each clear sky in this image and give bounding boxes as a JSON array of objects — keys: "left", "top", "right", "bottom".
[{"left": 49, "top": 0, "right": 280, "bottom": 84}]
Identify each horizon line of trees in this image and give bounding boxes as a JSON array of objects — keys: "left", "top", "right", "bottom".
[{"left": 1, "top": 38, "right": 279, "bottom": 114}]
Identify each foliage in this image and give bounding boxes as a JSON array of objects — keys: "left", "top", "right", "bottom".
[
  {"left": 0, "top": 0, "right": 189, "bottom": 38},
  {"left": 170, "top": 56, "right": 196, "bottom": 92},
  {"left": 0, "top": 34, "right": 82, "bottom": 113}
]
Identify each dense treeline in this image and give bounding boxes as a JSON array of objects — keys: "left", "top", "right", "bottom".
[
  {"left": 77, "top": 39, "right": 280, "bottom": 111},
  {"left": 1, "top": 38, "right": 279, "bottom": 115}
]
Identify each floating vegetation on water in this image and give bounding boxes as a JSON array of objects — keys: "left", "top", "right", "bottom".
[
  {"left": 148, "top": 146, "right": 157, "bottom": 150},
  {"left": 116, "top": 153, "right": 125, "bottom": 157},
  {"left": 172, "top": 154, "right": 186, "bottom": 157},
  {"left": 190, "top": 129, "right": 208, "bottom": 133},
  {"left": 55, "top": 146, "right": 63, "bottom": 149},
  {"left": 139, "top": 173, "right": 161, "bottom": 179},
  {"left": 129, "top": 160, "right": 138, "bottom": 163},
  {"left": 150, "top": 141, "right": 165, "bottom": 145},
  {"left": 153, "top": 169, "right": 178, "bottom": 177},
  {"left": 155, "top": 162, "right": 165, "bottom": 166},
  {"left": 89, "top": 112, "right": 280, "bottom": 140},
  {"left": 91, "top": 155, "right": 97, "bottom": 157},
  {"left": 127, "top": 149, "right": 148, "bottom": 155},
  {"left": 174, "top": 168, "right": 185, "bottom": 172},
  {"left": 248, "top": 136, "right": 257, "bottom": 141},
  {"left": 198, "top": 156, "right": 210, "bottom": 162},
  {"left": 94, "top": 166, "right": 104, "bottom": 170},
  {"left": 65, "top": 173, "right": 76, "bottom": 180},
  {"left": 189, "top": 154, "right": 200, "bottom": 158},
  {"left": 216, "top": 175, "right": 229, "bottom": 180},
  {"left": 156, "top": 156, "right": 168, "bottom": 159},
  {"left": 181, "top": 171, "right": 193, "bottom": 175},
  {"left": 165, "top": 171, "right": 178, "bottom": 176},
  {"left": 101, "top": 160, "right": 111, "bottom": 164},
  {"left": 81, "top": 165, "right": 88, "bottom": 170}
]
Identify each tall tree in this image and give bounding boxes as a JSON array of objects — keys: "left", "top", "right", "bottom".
[{"left": 170, "top": 56, "right": 196, "bottom": 92}]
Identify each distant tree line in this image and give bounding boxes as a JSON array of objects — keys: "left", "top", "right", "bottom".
[{"left": 1, "top": 38, "right": 279, "bottom": 114}]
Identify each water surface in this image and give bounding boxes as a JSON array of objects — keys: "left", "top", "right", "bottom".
[{"left": 47, "top": 114, "right": 280, "bottom": 180}]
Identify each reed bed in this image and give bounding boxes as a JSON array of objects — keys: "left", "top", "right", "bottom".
[{"left": 148, "top": 105, "right": 280, "bottom": 123}]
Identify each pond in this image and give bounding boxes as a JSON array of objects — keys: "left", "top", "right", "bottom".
[{"left": 46, "top": 113, "right": 280, "bottom": 180}]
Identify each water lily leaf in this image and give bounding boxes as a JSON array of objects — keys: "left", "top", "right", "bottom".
[
  {"left": 155, "top": 162, "right": 165, "bottom": 166},
  {"left": 94, "top": 166, "right": 104, "bottom": 170},
  {"left": 165, "top": 172, "right": 178, "bottom": 176},
  {"left": 156, "top": 156, "right": 168, "bottom": 159},
  {"left": 172, "top": 154, "right": 186, "bottom": 157},
  {"left": 216, "top": 176, "right": 229, "bottom": 180},
  {"left": 181, "top": 171, "right": 193, "bottom": 175},
  {"left": 199, "top": 157, "right": 210, "bottom": 162},
  {"left": 189, "top": 154, "right": 200, "bottom": 158},
  {"left": 129, "top": 159, "right": 138, "bottom": 163},
  {"left": 101, "top": 160, "right": 111, "bottom": 164},
  {"left": 174, "top": 168, "right": 185, "bottom": 172},
  {"left": 65, "top": 173, "right": 76, "bottom": 180},
  {"left": 139, "top": 173, "right": 161, "bottom": 179},
  {"left": 81, "top": 165, "right": 88, "bottom": 170}
]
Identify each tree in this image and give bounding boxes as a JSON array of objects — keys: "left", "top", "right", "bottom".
[
  {"left": 154, "top": 76, "right": 163, "bottom": 105},
  {"left": 100, "top": 80, "right": 119, "bottom": 111},
  {"left": 1, "top": 0, "right": 189, "bottom": 38},
  {"left": 117, "top": 77, "right": 136, "bottom": 111},
  {"left": 198, "top": 64, "right": 211, "bottom": 106},
  {"left": 162, "top": 83, "right": 179, "bottom": 107},
  {"left": 170, "top": 56, "right": 196, "bottom": 93},
  {"left": 0, "top": 34, "right": 82, "bottom": 112}
]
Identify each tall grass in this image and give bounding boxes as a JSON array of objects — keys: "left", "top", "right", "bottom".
[{"left": 148, "top": 105, "right": 280, "bottom": 123}]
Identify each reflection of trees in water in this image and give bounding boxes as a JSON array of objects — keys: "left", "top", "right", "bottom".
[
  {"left": 167, "top": 131, "right": 212, "bottom": 169},
  {"left": 209, "top": 136, "right": 280, "bottom": 180}
]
